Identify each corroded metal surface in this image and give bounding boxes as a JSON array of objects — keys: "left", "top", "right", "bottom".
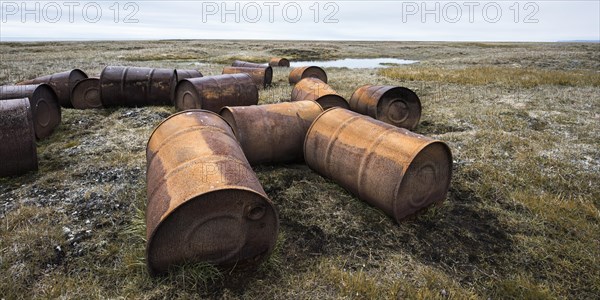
[
  {"left": 288, "top": 66, "right": 327, "bottom": 84},
  {"left": 174, "top": 74, "right": 258, "bottom": 112},
  {"left": 71, "top": 78, "right": 103, "bottom": 109},
  {"left": 349, "top": 85, "right": 422, "bottom": 130},
  {"left": 146, "top": 109, "right": 278, "bottom": 275},
  {"left": 0, "top": 98, "right": 38, "bottom": 177},
  {"left": 304, "top": 108, "right": 452, "bottom": 223},
  {"left": 0, "top": 84, "right": 61, "bottom": 140},
  {"left": 231, "top": 60, "right": 267, "bottom": 68},
  {"left": 220, "top": 101, "right": 323, "bottom": 165},
  {"left": 222, "top": 66, "right": 272, "bottom": 88},
  {"left": 269, "top": 57, "right": 290, "bottom": 67},
  {"left": 291, "top": 78, "right": 349, "bottom": 110},
  {"left": 175, "top": 69, "right": 204, "bottom": 81},
  {"left": 17, "top": 69, "right": 87, "bottom": 108},
  {"left": 100, "top": 66, "right": 177, "bottom": 107}
]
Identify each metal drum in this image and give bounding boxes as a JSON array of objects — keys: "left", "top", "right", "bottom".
[
  {"left": 175, "top": 69, "right": 203, "bottom": 81},
  {"left": 304, "top": 108, "right": 452, "bottom": 223},
  {"left": 349, "top": 85, "right": 422, "bottom": 130},
  {"left": 71, "top": 78, "right": 102, "bottom": 109},
  {"left": 220, "top": 101, "right": 323, "bottom": 165},
  {"left": 17, "top": 69, "right": 88, "bottom": 108},
  {"left": 0, "top": 98, "right": 38, "bottom": 177},
  {"left": 231, "top": 60, "right": 267, "bottom": 68},
  {"left": 100, "top": 66, "right": 177, "bottom": 107},
  {"left": 289, "top": 66, "right": 327, "bottom": 84},
  {"left": 269, "top": 57, "right": 290, "bottom": 67},
  {"left": 0, "top": 84, "right": 61, "bottom": 140},
  {"left": 146, "top": 109, "right": 279, "bottom": 275},
  {"left": 174, "top": 74, "right": 258, "bottom": 112},
  {"left": 291, "top": 78, "right": 349, "bottom": 110},
  {"left": 222, "top": 66, "right": 272, "bottom": 88}
]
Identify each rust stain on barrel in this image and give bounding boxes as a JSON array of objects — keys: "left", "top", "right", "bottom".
[
  {"left": 71, "top": 78, "right": 103, "bottom": 109},
  {"left": 291, "top": 78, "right": 349, "bottom": 110},
  {"left": 100, "top": 66, "right": 177, "bottom": 107},
  {"left": 289, "top": 66, "right": 327, "bottom": 84},
  {"left": 222, "top": 66, "right": 272, "bottom": 88},
  {"left": 220, "top": 101, "right": 323, "bottom": 165},
  {"left": 304, "top": 108, "right": 452, "bottom": 223},
  {"left": 269, "top": 58, "right": 290, "bottom": 67},
  {"left": 232, "top": 60, "right": 267, "bottom": 69},
  {"left": 174, "top": 74, "right": 258, "bottom": 112},
  {"left": 0, "top": 84, "right": 61, "bottom": 140},
  {"left": 17, "top": 69, "right": 87, "bottom": 108},
  {"left": 0, "top": 98, "right": 38, "bottom": 177},
  {"left": 349, "top": 85, "right": 422, "bottom": 130},
  {"left": 146, "top": 109, "right": 278, "bottom": 275}
]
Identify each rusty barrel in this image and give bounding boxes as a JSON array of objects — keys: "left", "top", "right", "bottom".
[
  {"left": 349, "top": 85, "right": 422, "bottom": 130},
  {"left": 220, "top": 101, "right": 323, "bottom": 165},
  {"left": 304, "top": 108, "right": 452, "bottom": 223},
  {"left": 291, "top": 78, "right": 349, "bottom": 110},
  {"left": 175, "top": 69, "right": 203, "bottom": 81},
  {"left": 0, "top": 84, "right": 61, "bottom": 140},
  {"left": 269, "top": 57, "right": 290, "bottom": 67},
  {"left": 174, "top": 74, "right": 258, "bottom": 112},
  {"left": 100, "top": 66, "right": 177, "bottom": 107},
  {"left": 0, "top": 98, "right": 38, "bottom": 177},
  {"left": 17, "top": 69, "right": 87, "bottom": 108},
  {"left": 71, "top": 78, "right": 102, "bottom": 109},
  {"left": 146, "top": 109, "right": 278, "bottom": 275},
  {"left": 222, "top": 66, "right": 272, "bottom": 88},
  {"left": 289, "top": 66, "right": 327, "bottom": 84},
  {"left": 231, "top": 60, "right": 267, "bottom": 68}
]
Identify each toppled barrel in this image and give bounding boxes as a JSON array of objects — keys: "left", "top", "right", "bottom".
[
  {"left": 220, "top": 101, "right": 323, "bottom": 165},
  {"left": 291, "top": 78, "right": 349, "bottom": 109},
  {"left": 175, "top": 69, "right": 203, "bottom": 81},
  {"left": 100, "top": 66, "right": 177, "bottom": 107},
  {"left": 289, "top": 66, "right": 327, "bottom": 84},
  {"left": 146, "top": 110, "right": 279, "bottom": 275},
  {"left": 174, "top": 74, "right": 258, "bottom": 112},
  {"left": 71, "top": 78, "right": 102, "bottom": 109},
  {"left": 222, "top": 66, "right": 272, "bottom": 88},
  {"left": 232, "top": 60, "right": 267, "bottom": 68},
  {"left": 0, "top": 84, "right": 61, "bottom": 139},
  {"left": 17, "top": 69, "right": 87, "bottom": 108},
  {"left": 269, "top": 57, "right": 290, "bottom": 67},
  {"left": 304, "top": 108, "right": 452, "bottom": 223},
  {"left": 349, "top": 85, "right": 422, "bottom": 130},
  {"left": 0, "top": 98, "right": 38, "bottom": 177}
]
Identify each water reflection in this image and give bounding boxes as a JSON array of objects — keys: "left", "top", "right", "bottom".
[{"left": 290, "top": 58, "right": 417, "bottom": 68}]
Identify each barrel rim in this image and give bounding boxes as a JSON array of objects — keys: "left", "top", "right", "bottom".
[
  {"left": 146, "top": 109, "right": 234, "bottom": 152},
  {"left": 378, "top": 86, "right": 422, "bottom": 130},
  {"left": 146, "top": 186, "right": 279, "bottom": 275},
  {"left": 392, "top": 140, "right": 453, "bottom": 223}
]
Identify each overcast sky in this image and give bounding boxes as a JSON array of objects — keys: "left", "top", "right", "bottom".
[{"left": 1, "top": 1, "right": 598, "bottom": 41}]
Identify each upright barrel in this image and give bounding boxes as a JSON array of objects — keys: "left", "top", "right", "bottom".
[
  {"left": 17, "top": 69, "right": 87, "bottom": 108},
  {"left": 174, "top": 74, "right": 258, "bottom": 112},
  {"left": 349, "top": 85, "right": 422, "bottom": 130},
  {"left": 146, "top": 110, "right": 279, "bottom": 275},
  {"left": 100, "top": 66, "right": 177, "bottom": 107},
  {"left": 232, "top": 60, "right": 267, "bottom": 68},
  {"left": 0, "top": 84, "right": 61, "bottom": 140},
  {"left": 222, "top": 66, "right": 272, "bottom": 88},
  {"left": 0, "top": 98, "right": 38, "bottom": 177},
  {"left": 304, "top": 108, "right": 452, "bottom": 223},
  {"left": 289, "top": 66, "right": 327, "bottom": 84},
  {"left": 291, "top": 78, "right": 349, "bottom": 110},
  {"left": 71, "top": 78, "right": 102, "bottom": 109},
  {"left": 269, "top": 57, "right": 290, "bottom": 67},
  {"left": 220, "top": 101, "right": 323, "bottom": 165}
]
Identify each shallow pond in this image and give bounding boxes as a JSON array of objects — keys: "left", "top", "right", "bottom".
[{"left": 290, "top": 58, "right": 417, "bottom": 68}]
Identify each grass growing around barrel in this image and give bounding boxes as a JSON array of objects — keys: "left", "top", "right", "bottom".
[{"left": 0, "top": 40, "right": 599, "bottom": 299}]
